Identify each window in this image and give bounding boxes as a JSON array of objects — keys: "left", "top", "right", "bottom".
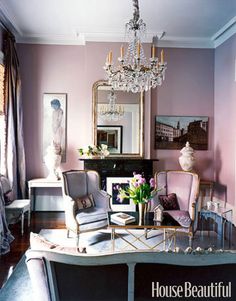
[{"left": 0, "top": 63, "right": 6, "bottom": 174}]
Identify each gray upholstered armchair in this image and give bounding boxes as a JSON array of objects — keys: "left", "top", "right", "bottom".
[
  {"left": 62, "top": 170, "right": 110, "bottom": 243},
  {"left": 150, "top": 170, "right": 200, "bottom": 246}
]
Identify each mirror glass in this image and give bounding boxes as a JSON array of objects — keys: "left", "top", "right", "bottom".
[{"left": 93, "top": 80, "right": 144, "bottom": 157}]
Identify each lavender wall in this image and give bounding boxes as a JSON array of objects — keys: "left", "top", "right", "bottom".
[
  {"left": 214, "top": 34, "right": 236, "bottom": 205},
  {"left": 17, "top": 43, "right": 215, "bottom": 182},
  {"left": 151, "top": 48, "right": 214, "bottom": 180},
  {"left": 17, "top": 44, "right": 87, "bottom": 178}
]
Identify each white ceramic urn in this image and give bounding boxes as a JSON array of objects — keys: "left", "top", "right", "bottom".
[
  {"left": 44, "top": 144, "right": 61, "bottom": 180},
  {"left": 179, "top": 141, "right": 195, "bottom": 172}
]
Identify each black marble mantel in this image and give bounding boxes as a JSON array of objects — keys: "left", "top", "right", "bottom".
[{"left": 80, "top": 158, "right": 158, "bottom": 190}]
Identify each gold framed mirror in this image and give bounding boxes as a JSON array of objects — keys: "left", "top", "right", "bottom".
[{"left": 92, "top": 80, "right": 144, "bottom": 157}]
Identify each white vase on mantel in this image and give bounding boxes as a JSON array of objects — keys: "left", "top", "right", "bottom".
[
  {"left": 44, "top": 144, "right": 61, "bottom": 180},
  {"left": 179, "top": 141, "right": 195, "bottom": 172}
]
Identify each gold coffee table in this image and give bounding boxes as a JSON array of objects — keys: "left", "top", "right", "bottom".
[{"left": 107, "top": 211, "right": 183, "bottom": 252}]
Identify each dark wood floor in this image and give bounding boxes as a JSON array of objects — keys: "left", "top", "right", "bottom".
[{"left": 0, "top": 211, "right": 65, "bottom": 288}]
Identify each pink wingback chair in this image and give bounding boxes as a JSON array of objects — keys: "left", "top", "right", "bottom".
[{"left": 151, "top": 170, "right": 200, "bottom": 247}]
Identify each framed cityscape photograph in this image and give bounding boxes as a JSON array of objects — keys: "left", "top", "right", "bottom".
[
  {"left": 106, "top": 177, "right": 136, "bottom": 211},
  {"left": 97, "top": 125, "right": 123, "bottom": 154},
  {"left": 155, "top": 115, "right": 209, "bottom": 150}
]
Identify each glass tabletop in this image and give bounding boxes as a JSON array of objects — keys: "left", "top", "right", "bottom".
[{"left": 201, "top": 206, "right": 232, "bottom": 215}]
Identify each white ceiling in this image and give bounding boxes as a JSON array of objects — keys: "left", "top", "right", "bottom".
[{"left": 0, "top": 0, "right": 236, "bottom": 48}]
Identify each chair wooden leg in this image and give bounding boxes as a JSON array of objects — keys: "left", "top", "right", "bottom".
[
  {"left": 145, "top": 228, "right": 148, "bottom": 239},
  {"left": 21, "top": 212, "right": 24, "bottom": 236},
  {"left": 28, "top": 208, "right": 31, "bottom": 227},
  {"left": 189, "top": 234, "right": 193, "bottom": 248}
]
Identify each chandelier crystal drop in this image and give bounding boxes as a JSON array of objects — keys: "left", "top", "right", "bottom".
[
  {"left": 104, "top": 0, "right": 167, "bottom": 93},
  {"left": 99, "top": 89, "right": 125, "bottom": 121}
]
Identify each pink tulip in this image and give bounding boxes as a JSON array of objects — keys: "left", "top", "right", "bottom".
[
  {"left": 138, "top": 177, "right": 146, "bottom": 185},
  {"left": 149, "top": 178, "right": 155, "bottom": 188}
]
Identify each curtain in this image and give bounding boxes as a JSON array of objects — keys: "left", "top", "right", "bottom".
[
  {"left": 0, "top": 179, "right": 14, "bottom": 255},
  {"left": 4, "top": 33, "right": 26, "bottom": 198}
]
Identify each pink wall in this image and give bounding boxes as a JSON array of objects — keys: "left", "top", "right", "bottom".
[
  {"left": 151, "top": 48, "right": 214, "bottom": 180},
  {"left": 214, "top": 34, "right": 236, "bottom": 205},
  {"left": 17, "top": 42, "right": 214, "bottom": 182}
]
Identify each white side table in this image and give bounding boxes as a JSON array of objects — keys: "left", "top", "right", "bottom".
[{"left": 28, "top": 178, "right": 63, "bottom": 211}]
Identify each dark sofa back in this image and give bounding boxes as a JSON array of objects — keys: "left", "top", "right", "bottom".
[
  {"left": 26, "top": 250, "right": 236, "bottom": 301},
  {"left": 52, "top": 262, "right": 128, "bottom": 301}
]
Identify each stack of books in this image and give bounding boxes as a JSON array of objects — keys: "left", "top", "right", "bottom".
[{"left": 110, "top": 212, "right": 136, "bottom": 225}]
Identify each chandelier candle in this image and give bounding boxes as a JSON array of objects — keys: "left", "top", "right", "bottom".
[
  {"left": 161, "top": 49, "right": 164, "bottom": 64},
  {"left": 120, "top": 46, "right": 124, "bottom": 59},
  {"left": 152, "top": 45, "right": 155, "bottom": 59},
  {"left": 108, "top": 51, "right": 112, "bottom": 65},
  {"left": 137, "top": 42, "right": 141, "bottom": 58}
]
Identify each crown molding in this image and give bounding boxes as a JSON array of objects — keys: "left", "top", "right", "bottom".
[
  {"left": 9, "top": 27, "right": 236, "bottom": 49},
  {"left": 81, "top": 32, "right": 135, "bottom": 43},
  {"left": 212, "top": 16, "right": 236, "bottom": 48},
  {"left": 16, "top": 31, "right": 164, "bottom": 45},
  {"left": 157, "top": 37, "right": 214, "bottom": 49},
  {"left": 16, "top": 31, "right": 214, "bottom": 48},
  {"left": 16, "top": 33, "right": 86, "bottom": 45}
]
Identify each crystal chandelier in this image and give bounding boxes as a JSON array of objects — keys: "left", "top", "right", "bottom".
[
  {"left": 104, "top": 0, "right": 167, "bottom": 93},
  {"left": 99, "top": 89, "right": 125, "bottom": 121}
]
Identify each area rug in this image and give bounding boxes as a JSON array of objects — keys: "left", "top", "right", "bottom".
[{"left": 0, "top": 229, "right": 232, "bottom": 301}]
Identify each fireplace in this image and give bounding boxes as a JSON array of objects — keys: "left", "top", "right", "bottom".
[{"left": 80, "top": 158, "right": 158, "bottom": 190}]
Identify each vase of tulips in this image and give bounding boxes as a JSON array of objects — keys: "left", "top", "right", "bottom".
[{"left": 117, "top": 173, "right": 160, "bottom": 225}]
